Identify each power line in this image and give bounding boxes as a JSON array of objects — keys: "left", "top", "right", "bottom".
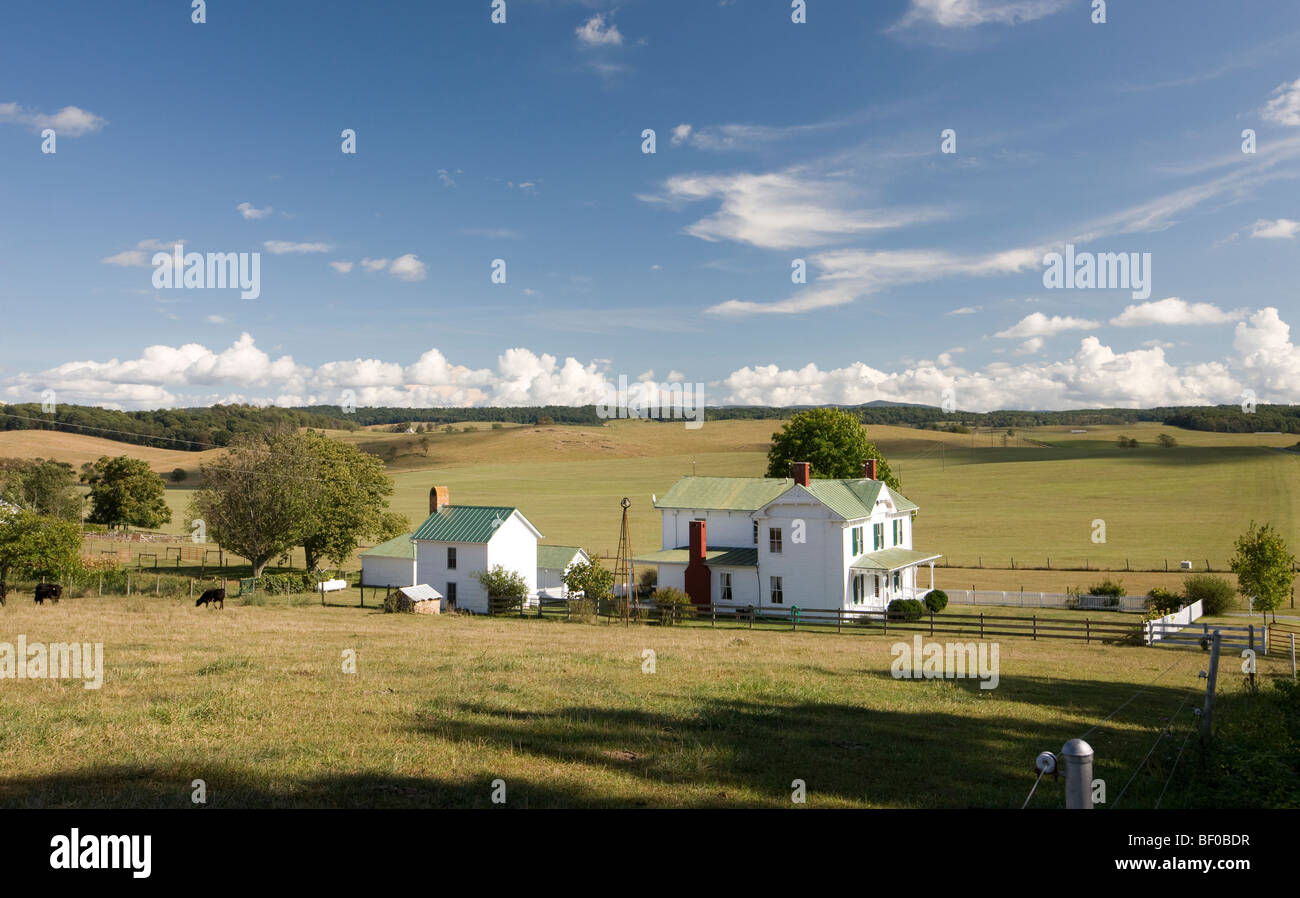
[{"left": 1111, "top": 690, "right": 1195, "bottom": 808}]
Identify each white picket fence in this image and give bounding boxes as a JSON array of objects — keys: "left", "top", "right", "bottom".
[
  {"left": 947, "top": 589, "right": 1147, "bottom": 612},
  {"left": 1143, "top": 600, "right": 1204, "bottom": 645}
]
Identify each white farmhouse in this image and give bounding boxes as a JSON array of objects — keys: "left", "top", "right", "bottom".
[
  {"left": 637, "top": 461, "right": 941, "bottom": 614},
  {"left": 412, "top": 486, "right": 542, "bottom": 614}
]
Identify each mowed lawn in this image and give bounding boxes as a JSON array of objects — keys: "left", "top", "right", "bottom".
[{"left": 0, "top": 595, "right": 1277, "bottom": 809}]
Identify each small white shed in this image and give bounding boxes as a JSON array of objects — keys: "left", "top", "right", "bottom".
[
  {"left": 537, "top": 545, "right": 590, "bottom": 593},
  {"left": 361, "top": 533, "right": 416, "bottom": 589}
]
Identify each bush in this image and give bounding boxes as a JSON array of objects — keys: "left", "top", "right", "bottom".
[
  {"left": 250, "top": 571, "right": 317, "bottom": 595},
  {"left": 1184, "top": 574, "right": 1236, "bottom": 616},
  {"left": 651, "top": 587, "right": 692, "bottom": 626},
  {"left": 1087, "top": 577, "right": 1125, "bottom": 598},
  {"left": 887, "top": 598, "right": 924, "bottom": 621},
  {"left": 923, "top": 589, "right": 948, "bottom": 613},
  {"left": 1146, "top": 587, "right": 1181, "bottom": 616}
]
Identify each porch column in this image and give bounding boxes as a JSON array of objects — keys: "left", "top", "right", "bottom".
[{"left": 929, "top": 562, "right": 935, "bottom": 591}]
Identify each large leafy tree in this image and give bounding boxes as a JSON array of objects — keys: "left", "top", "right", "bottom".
[
  {"left": 0, "top": 509, "right": 82, "bottom": 588},
  {"left": 765, "top": 407, "right": 900, "bottom": 490},
  {"left": 0, "top": 457, "right": 83, "bottom": 520},
  {"left": 189, "top": 433, "right": 314, "bottom": 577},
  {"left": 1230, "top": 522, "right": 1296, "bottom": 622},
  {"left": 82, "top": 456, "right": 171, "bottom": 529},
  {"left": 294, "top": 430, "right": 407, "bottom": 571}
]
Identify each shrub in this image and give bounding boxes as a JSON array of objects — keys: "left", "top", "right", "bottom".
[
  {"left": 1087, "top": 578, "right": 1125, "bottom": 598},
  {"left": 251, "top": 571, "right": 317, "bottom": 595},
  {"left": 887, "top": 598, "right": 924, "bottom": 621},
  {"left": 923, "top": 589, "right": 948, "bottom": 613},
  {"left": 651, "top": 587, "right": 692, "bottom": 626},
  {"left": 1146, "top": 586, "right": 1181, "bottom": 616},
  {"left": 1183, "top": 574, "right": 1236, "bottom": 616}
]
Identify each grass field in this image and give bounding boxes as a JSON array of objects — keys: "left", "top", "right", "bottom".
[{"left": 0, "top": 594, "right": 1281, "bottom": 809}]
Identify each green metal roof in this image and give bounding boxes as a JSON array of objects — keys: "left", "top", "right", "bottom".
[
  {"left": 634, "top": 546, "right": 759, "bottom": 567},
  {"left": 360, "top": 532, "right": 416, "bottom": 560},
  {"left": 656, "top": 475, "right": 918, "bottom": 518},
  {"left": 412, "top": 506, "right": 519, "bottom": 544},
  {"left": 537, "top": 545, "right": 586, "bottom": 570},
  {"left": 655, "top": 477, "right": 791, "bottom": 511},
  {"left": 850, "top": 548, "right": 943, "bottom": 571}
]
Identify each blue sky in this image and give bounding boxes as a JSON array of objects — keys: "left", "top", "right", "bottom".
[{"left": 1, "top": 0, "right": 1298, "bottom": 411}]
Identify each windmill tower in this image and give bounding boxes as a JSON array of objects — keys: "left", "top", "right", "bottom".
[{"left": 613, "top": 497, "right": 636, "bottom": 622}]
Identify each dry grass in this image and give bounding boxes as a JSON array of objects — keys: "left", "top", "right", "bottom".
[{"left": 0, "top": 594, "right": 1278, "bottom": 808}]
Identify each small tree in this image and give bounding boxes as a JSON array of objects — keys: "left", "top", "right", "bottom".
[
  {"left": 1157, "top": 433, "right": 1177, "bottom": 448},
  {"left": 170, "top": 468, "right": 187, "bottom": 483},
  {"left": 84, "top": 456, "right": 171, "bottom": 529},
  {"left": 0, "top": 509, "right": 82, "bottom": 588},
  {"left": 1230, "top": 522, "right": 1296, "bottom": 622},
  {"left": 473, "top": 565, "right": 529, "bottom": 613},
  {"left": 563, "top": 558, "right": 614, "bottom": 605},
  {"left": 1183, "top": 574, "right": 1235, "bottom": 616},
  {"left": 766, "top": 407, "right": 900, "bottom": 490}
]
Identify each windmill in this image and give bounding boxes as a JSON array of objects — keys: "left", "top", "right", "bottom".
[{"left": 613, "top": 497, "right": 636, "bottom": 623}]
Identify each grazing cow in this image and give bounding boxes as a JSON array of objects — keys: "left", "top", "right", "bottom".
[
  {"left": 195, "top": 587, "right": 225, "bottom": 609},
  {"left": 34, "top": 584, "right": 62, "bottom": 605}
]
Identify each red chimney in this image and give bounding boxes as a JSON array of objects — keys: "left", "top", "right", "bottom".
[
  {"left": 792, "top": 461, "right": 811, "bottom": 487},
  {"left": 429, "top": 486, "right": 450, "bottom": 514},
  {"left": 685, "top": 519, "right": 711, "bottom": 606},
  {"left": 863, "top": 459, "right": 877, "bottom": 481}
]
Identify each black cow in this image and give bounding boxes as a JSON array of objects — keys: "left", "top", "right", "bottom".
[
  {"left": 34, "top": 584, "right": 62, "bottom": 605},
  {"left": 195, "top": 588, "right": 225, "bottom": 609}
]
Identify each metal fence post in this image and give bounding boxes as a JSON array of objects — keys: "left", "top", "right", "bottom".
[
  {"left": 1061, "top": 739, "right": 1094, "bottom": 809},
  {"left": 1201, "top": 630, "right": 1222, "bottom": 744}
]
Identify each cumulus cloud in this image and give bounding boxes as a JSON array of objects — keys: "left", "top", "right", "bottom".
[
  {"left": 387, "top": 254, "right": 427, "bottom": 282},
  {"left": 237, "top": 202, "right": 273, "bottom": 220},
  {"left": 1262, "top": 77, "right": 1300, "bottom": 127},
  {"left": 7, "top": 314, "right": 1300, "bottom": 411},
  {"left": 995, "top": 312, "right": 1100, "bottom": 339},
  {"left": 893, "top": 0, "right": 1070, "bottom": 29},
  {"left": 575, "top": 14, "right": 623, "bottom": 47},
  {"left": 329, "top": 261, "right": 354, "bottom": 274},
  {"left": 1110, "top": 297, "right": 1241, "bottom": 327},
  {"left": 671, "top": 124, "right": 692, "bottom": 146},
  {"left": 360, "top": 258, "right": 389, "bottom": 272},
  {"left": 0, "top": 102, "right": 107, "bottom": 136},
  {"left": 1250, "top": 218, "right": 1300, "bottom": 239}
]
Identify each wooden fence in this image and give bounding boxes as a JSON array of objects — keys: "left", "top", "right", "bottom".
[{"left": 486, "top": 597, "right": 1141, "bottom": 644}]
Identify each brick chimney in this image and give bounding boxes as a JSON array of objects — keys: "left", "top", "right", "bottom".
[
  {"left": 863, "top": 459, "right": 877, "bottom": 481},
  {"left": 684, "top": 519, "right": 711, "bottom": 606},
  {"left": 792, "top": 461, "right": 811, "bottom": 487},
  {"left": 429, "top": 485, "right": 450, "bottom": 514}
]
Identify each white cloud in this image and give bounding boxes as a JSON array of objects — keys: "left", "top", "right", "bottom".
[
  {"left": 1110, "top": 297, "right": 1240, "bottom": 327},
  {"left": 642, "top": 170, "right": 944, "bottom": 250},
  {"left": 206, "top": 315, "right": 226, "bottom": 324},
  {"left": 360, "top": 258, "right": 389, "bottom": 272},
  {"left": 387, "top": 254, "right": 427, "bottom": 282},
  {"left": 1016, "top": 337, "right": 1044, "bottom": 355},
  {"left": 995, "top": 312, "right": 1100, "bottom": 339},
  {"left": 101, "top": 238, "right": 184, "bottom": 267},
  {"left": 1233, "top": 307, "right": 1300, "bottom": 397},
  {"left": 575, "top": 14, "right": 623, "bottom": 47},
  {"left": 1262, "top": 77, "right": 1300, "bottom": 127},
  {"left": 893, "top": 0, "right": 1070, "bottom": 28},
  {"left": 1250, "top": 218, "right": 1300, "bottom": 239},
  {"left": 264, "top": 240, "right": 332, "bottom": 254},
  {"left": 329, "top": 261, "right": 354, "bottom": 274},
  {"left": 671, "top": 123, "right": 692, "bottom": 146},
  {"left": 0, "top": 102, "right": 107, "bottom": 136},
  {"left": 947, "top": 306, "right": 982, "bottom": 316},
  {"left": 437, "top": 169, "right": 456, "bottom": 187},
  {"left": 237, "top": 202, "right": 273, "bottom": 220}
]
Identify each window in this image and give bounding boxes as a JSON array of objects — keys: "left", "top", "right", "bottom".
[
  {"left": 873, "top": 523, "right": 884, "bottom": 550},
  {"left": 873, "top": 575, "right": 880, "bottom": 597},
  {"left": 851, "top": 526, "right": 863, "bottom": 555},
  {"left": 446, "top": 582, "right": 457, "bottom": 607},
  {"left": 447, "top": 547, "right": 457, "bottom": 569},
  {"left": 892, "top": 519, "right": 902, "bottom": 545},
  {"left": 769, "top": 527, "right": 783, "bottom": 554},
  {"left": 852, "top": 576, "right": 863, "bottom": 605},
  {"left": 753, "top": 521, "right": 759, "bottom": 545},
  {"left": 770, "top": 576, "right": 784, "bottom": 605},
  {"left": 719, "top": 572, "right": 732, "bottom": 602}
]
